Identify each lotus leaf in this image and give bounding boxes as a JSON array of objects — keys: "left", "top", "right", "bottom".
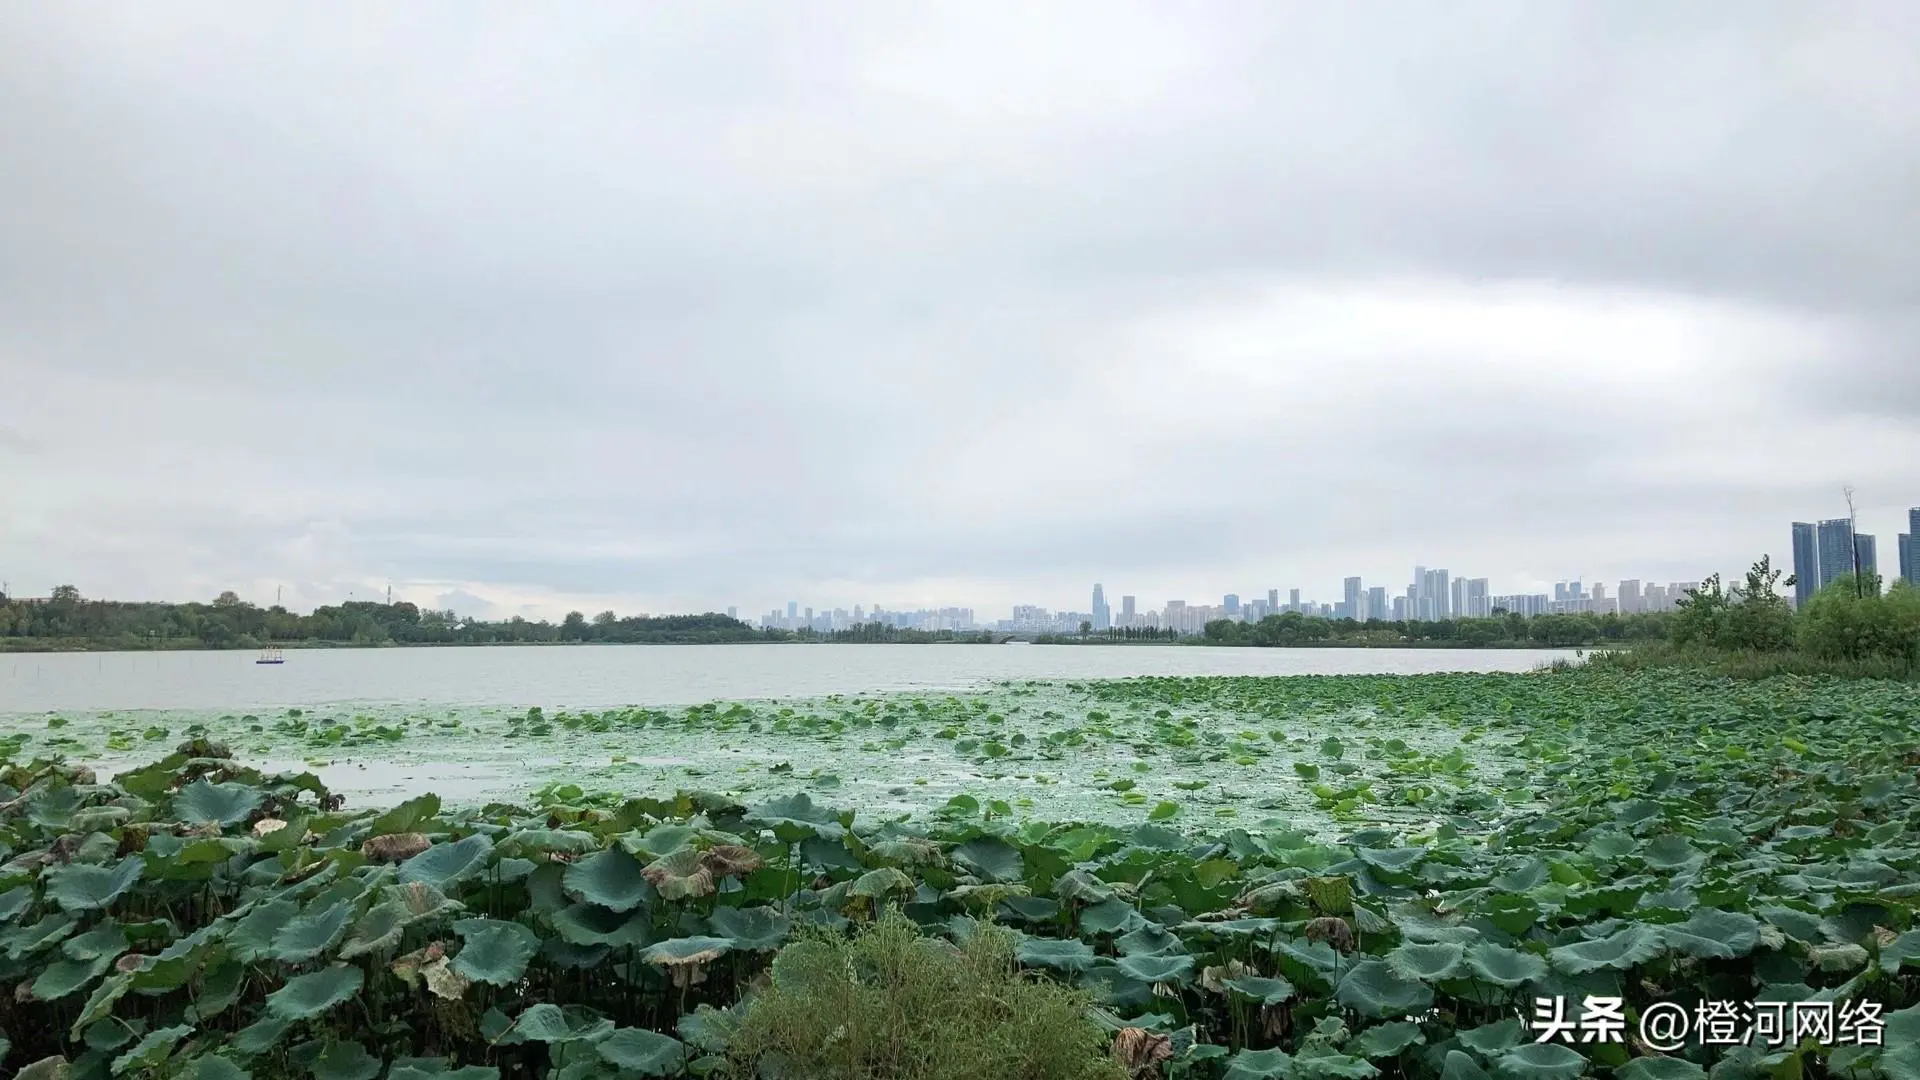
[
  {"left": 265, "top": 967, "right": 363, "bottom": 1021},
  {"left": 563, "top": 847, "right": 655, "bottom": 911},
  {"left": 1335, "top": 960, "right": 1434, "bottom": 1018},
  {"left": 450, "top": 919, "right": 540, "bottom": 986},
  {"left": 1493, "top": 1043, "right": 1588, "bottom": 1080},
  {"left": 43, "top": 858, "right": 143, "bottom": 913},
  {"left": 595, "top": 1029, "right": 687, "bottom": 1076}
]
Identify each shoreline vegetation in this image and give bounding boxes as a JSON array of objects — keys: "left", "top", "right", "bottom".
[{"left": 3, "top": 557, "right": 1916, "bottom": 680}]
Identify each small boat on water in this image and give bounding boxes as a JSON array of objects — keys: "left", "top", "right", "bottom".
[{"left": 256, "top": 646, "right": 285, "bottom": 665}]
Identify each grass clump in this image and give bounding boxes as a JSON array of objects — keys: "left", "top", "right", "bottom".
[{"left": 724, "top": 910, "right": 1126, "bottom": 1080}]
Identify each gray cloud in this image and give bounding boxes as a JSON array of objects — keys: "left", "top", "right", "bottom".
[{"left": 2, "top": 2, "right": 1917, "bottom": 617}]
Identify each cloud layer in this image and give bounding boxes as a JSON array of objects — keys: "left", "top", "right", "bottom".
[{"left": 4, "top": 3, "right": 1917, "bottom": 618}]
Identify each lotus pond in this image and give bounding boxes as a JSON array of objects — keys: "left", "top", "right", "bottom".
[{"left": 0, "top": 668, "right": 1917, "bottom": 1080}]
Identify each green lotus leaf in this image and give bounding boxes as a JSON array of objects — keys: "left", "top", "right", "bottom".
[
  {"left": 1294, "top": 1052, "right": 1379, "bottom": 1080},
  {"left": 366, "top": 794, "right": 440, "bottom": 836},
  {"left": 504, "top": 1004, "right": 611, "bottom": 1045},
  {"left": 44, "top": 858, "right": 144, "bottom": 912},
  {"left": 706, "top": 906, "right": 790, "bottom": 952},
  {"left": 450, "top": 919, "right": 540, "bottom": 986},
  {"left": 500, "top": 829, "right": 599, "bottom": 857},
  {"left": 676, "top": 1005, "right": 739, "bottom": 1055},
  {"left": 1221, "top": 975, "right": 1295, "bottom": 1005},
  {"left": 196, "top": 959, "right": 246, "bottom": 1019},
  {"left": 1547, "top": 925, "right": 1662, "bottom": 974},
  {"left": 4, "top": 913, "right": 76, "bottom": 960},
  {"left": 1659, "top": 908, "right": 1758, "bottom": 959},
  {"left": 1358, "top": 847, "right": 1426, "bottom": 873},
  {"left": 1385, "top": 941, "right": 1466, "bottom": 982},
  {"left": 1493, "top": 1042, "right": 1588, "bottom": 1080},
  {"left": 867, "top": 838, "right": 943, "bottom": 866},
  {"left": 386, "top": 1059, "right": 499, "bottom": 1080},
  {"left": 1016, "top": 937, "right": 1096, "bottom": 973},
  {"left": 1335, "top": 960, "right": 1435, "bottom": 1018},
  {"left": 1080, "top": 898, "right": 1139, "bottom": 935},
  {"left": 31, "top": 954, "right": 113, "bottom": 1000},
  {"left": 173, "top": 780, "right": 264, "bottom": 827},
  {"left": 952, "top": 838, "right": 1024, "bottom": 883},
  {"left": 744, "top": 793, "right": 845, "bottom": 841},
  {"left": 561, "top": 848, "right": 654, "bottom": 912},
  {"left": 85, "top": 1018, "right": 143, "bottom": 1054},
  {"left": 642, "top": 935, "right": 731, "bottom": 966},
  {"left": 550, "top": 903, "right": 650, "bottom": 949},
  {"left": 850, "top": 867, "right": 914, "bottom": 900},
  {"left": 1638, "top": 835, "right": 1702, "bottom": 871},
  {"left": 271, "top": 901, "right": 354, "bottom": 962},
  {"left": 16, "top": 1058, "right": 71, "bottom": 1080},
  {"left": 0, "top": 885, "right": 33, "bottom": 923},
  {"left": 595, "top": 1029, "right": 687, "bottom": 1076},
  {"left": 68, "top": 972, "right": 133, "bottom": 1040},
  {"left": 308, "top": 1041, "right": 380, "bottom": 1080},
  {"left": 226, "top": 900, "right": 299, "bottom": 962},
  {"left": 266, "top": 966, "right": 364, "bottom": 1020},
  {"left": 1349, "top": 1020, "right": 1424, "bottom": 1058},
  {"left": 1443, "top": 1051, "right": 1492, "bottom": 1080},
  {"left": 1612, "top": 1058, "right": 1707, "bottom": 1080},
  {"left": 338, "top": 902, "right": 408, "bottom": 959},
  {"left": 229, "top": 1018, "right": 295, "bottom": 1058},
  {"left": 1052, "top": 869, "right": 1115, "bottom": 903},
  {"left": 1480, "top": 894, "right": 1540, "bottom": 936},
  {"left": 111, "top": 1024, "right": 193, "bottom": 1076},
  {"left": 1116, "top": 925, "right": 1185, "bottom": 957},
  {"left": 399, "top": 834, "right": 494, "bottom": 890},
  {"left": 1880, "top": 929, "right": 1920, "bottom": 973},
  {"left": 174, "top": 1055, "right": 250, "bottom": 1080},
  {"left": 1114, "top": 953, "right": 1195, "bottom": 984},
  {"left": 1223, "top": 1048, "right": 1295, "bottom": 1080},
  {"left": 61, "top": 921, "right": 129, "bottom": 962},
  {"left": 1464, "top": 943, "right": 1549, "bottom": 989}
]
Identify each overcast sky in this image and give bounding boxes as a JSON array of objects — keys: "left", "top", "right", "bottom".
[{"left": 3, "top": 3, "right": 1918, "bottom": 621}]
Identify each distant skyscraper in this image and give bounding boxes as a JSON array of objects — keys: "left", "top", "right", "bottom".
[
  {"left": 1342, "top": 578, "right": 1361, "bottom": 622},
  {"left": 1790, "top": 522, "right": 1818, "bottom": 607},
  {"left": 1909, "top": 507, "right": 1920, "bottom": 584},
  {"left": 1267, "top": 588, "right": 1279, "bottom": 610},
  {"left": 1288, "top": 588, "right": 1300, "bottom": 613},
  {"left": 1366, "top": 586, "right": 1387, "bottom": 621},
  {"left": 1855, "top": 533, "right": 1878, "bottom": 587},
  {"left": 1618, "top": 579, "right": 1642, "bottom": 614},
  {"left": 1817, "top": 518, "right": 1856, "bottom": 592},
  {"left": 1223, "top": 593, "right": 1240, "bottom": 616},
  {"left": 1417, "top": 568, "right": 1450, "bottom": 620},
  {"left": 1121, "top": 595, "right": 1137, "bottom": 623},
  {"left": 787, "top": 601, "right": 798, "bottom": 622},
  {"left": 1900, "top": 533, "right": 1915, "bottom": 587},
  {"left": 1449, "top": 576, "right": 1465, "bottom": 619},
  {"left": 1466, "top": 578, "right": 1489, "bottom": 618},
  {"left": 1091, "top": 584, "right": 1110, "bottom": 631},
  {"left": 726, "top": 606, "right": 737, "bottom": 619}
]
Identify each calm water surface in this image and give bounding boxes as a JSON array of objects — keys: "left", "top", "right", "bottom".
[{"left": 0, "top": 644, "right": 1577, "bottom": 715}]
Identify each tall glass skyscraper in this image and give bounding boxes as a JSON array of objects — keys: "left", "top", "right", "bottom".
[
  {"left": 1816, "top": 518, "right": 1856, "bottom": 593},
  {"left": 1855, "top": 533, "right": 1878, "bottom": 588},
  {"left": 1901, "top": 532, "right": 1915, "bottom": 588},
  {"left": 1091, "top": 584, "right": 1110, "bottom": 630},
  {"left": 1790, "top": 522, "right": 1818, "bottom": 607},
  {"left": 1908, "top": 506, "right": 1920, "bottom": 585}
]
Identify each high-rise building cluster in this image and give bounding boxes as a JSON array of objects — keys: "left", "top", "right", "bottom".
[
  {"left": 1790, "top": 507, "right": 1920, "bottom": 605},
  {"left": 758, "top": 604, "right": 977, "bottom": 633},
  {"left": 746, "top": 510, "right": 1919, "bottom": 637}
]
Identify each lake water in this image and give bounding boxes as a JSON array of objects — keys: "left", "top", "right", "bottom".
[{"left": 0, "top": 643, "right": 1577, "bottom": 715}]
